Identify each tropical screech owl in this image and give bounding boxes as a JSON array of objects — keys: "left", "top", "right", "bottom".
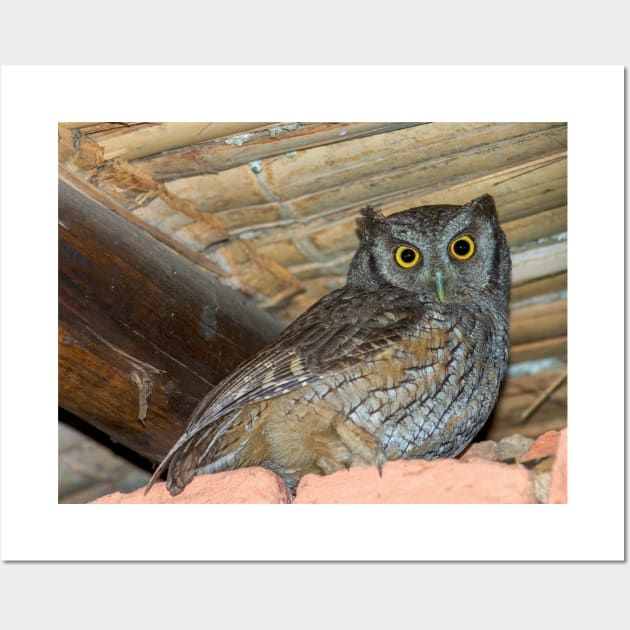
[{"left": 146, "top": 194, "right": 511, "bottom": 495}]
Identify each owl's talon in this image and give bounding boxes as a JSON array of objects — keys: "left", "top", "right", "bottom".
[{"left": 375, "top": 451, "right": 386, "bottom": 477}]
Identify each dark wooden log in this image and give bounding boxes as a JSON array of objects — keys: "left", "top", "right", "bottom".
[{"left": 58, "top": 174, "right": 283, "bottom": 464}]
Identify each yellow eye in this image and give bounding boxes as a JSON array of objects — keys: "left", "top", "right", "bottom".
[
  {"left": 395, "top": 245, "right": 421, "bottom": 268},
  {"left": 449, "top": 235, "right": 475, "bottom": 260}
]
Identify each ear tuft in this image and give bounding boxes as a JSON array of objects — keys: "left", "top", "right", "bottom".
[
  {"left": 469, "top": 194, "right": 497, "bottom": 217},
  {"left": 357, "top": 205, "right": 384, "bottom": 241}
]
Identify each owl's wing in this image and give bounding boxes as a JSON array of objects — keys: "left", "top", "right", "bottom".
[
  {"left": 188, "top": 287, "right": 421, "bottom": 429},
  {"left": 146, "top": 287, "right": 424, "bottom": 492}
]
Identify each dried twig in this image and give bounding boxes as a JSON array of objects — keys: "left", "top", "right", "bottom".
[{"left": 518, "top": 369, "right": 567, "bottom": 424}]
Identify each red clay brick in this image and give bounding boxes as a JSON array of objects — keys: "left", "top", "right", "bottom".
[
  {"left": 548, "top": 428, "right": 567, "bottom": 503},
  {"left": 294, "top": 457, "right": 536, "bottom": 504},
  {"left": 520, "top": 430, "right": 560, "bottom": 463},
  {"left": 90, "top": 466, "right": 291, "bottom": 504}
]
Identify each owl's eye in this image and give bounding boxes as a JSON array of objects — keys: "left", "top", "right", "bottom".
[
  {"left": 449, "top": 235, "right": 475, "bottom": 260},
  {"left": 394, "top": 245, "right": 421, "bottom": 268}
]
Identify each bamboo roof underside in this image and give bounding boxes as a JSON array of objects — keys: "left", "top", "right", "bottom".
[{"left": 59, "top": 121, "right": 567, "bottom": 444}]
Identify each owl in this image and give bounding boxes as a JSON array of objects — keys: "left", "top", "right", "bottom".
[{"left": 146, "top": 194, "right": 511, "bottom": 496}]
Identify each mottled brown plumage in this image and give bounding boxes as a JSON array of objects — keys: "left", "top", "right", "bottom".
[{"left": 147, "top": 194, "right": 511, "bottom": 495}]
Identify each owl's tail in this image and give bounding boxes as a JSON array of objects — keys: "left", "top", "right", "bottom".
[{"left": 144, "top": 411, "right": 241, "bottom": 496}]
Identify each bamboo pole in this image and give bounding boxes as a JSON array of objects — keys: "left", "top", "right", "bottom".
[
  {"left": 509, "top": 299, "right": 567, "bottom": 346},
  {"left": 97, "top": 122, "right": 275, "bottom": 161},
  {"left": 502, "top": 206, "right": 567, "bottom": 248},
  {"left": 135, "top": 122, "right": 425, "bottom": 180},
  {"left": 486, "top": 368, "right": 567, "bottom": 440},
  {"left": 508, "top": 335, "right": 567, "bottom": 364},
  {"left": 163, "top": 123, "right": 566, "bottom": 215},
  {"left": 511, "top": 241, "right": 567, "bottom": 285},
  {"left": 511, "top": 272, "right": 567, "bottom": 304}
]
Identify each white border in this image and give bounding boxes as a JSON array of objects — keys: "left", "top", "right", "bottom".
[{"left": 0, "top": 66, "right": 624, "bottom": 561}]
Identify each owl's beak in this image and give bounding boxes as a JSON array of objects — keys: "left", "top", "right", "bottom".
[{"left": 435, "top": 270, "right": 446, "bottom": 303}]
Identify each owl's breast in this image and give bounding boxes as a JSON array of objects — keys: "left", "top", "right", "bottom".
[{"left": 337, "top": 305, "right": 509, "bottom": 461}]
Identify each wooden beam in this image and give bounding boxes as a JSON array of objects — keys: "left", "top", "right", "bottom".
[{"left": 58, "top": 175, "right": 282, "bottom": 464}]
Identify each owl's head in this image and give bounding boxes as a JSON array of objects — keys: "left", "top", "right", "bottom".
[{"left": 348, "top": 194, "right": 511, "bottom": 308}]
